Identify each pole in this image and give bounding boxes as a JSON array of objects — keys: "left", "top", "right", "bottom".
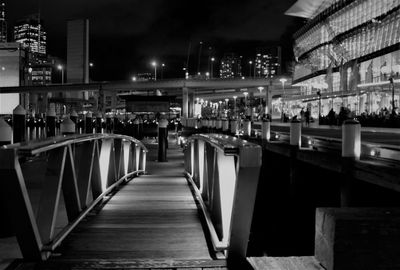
[
  {"left": 154, "top": 66, "right": 157, "bottom": 81},
  {"left": 158, "top": 118, "right": 168, "bottom": 162},
  {"left": 390, "top": 78, "right": 395, "bottom": 115}
]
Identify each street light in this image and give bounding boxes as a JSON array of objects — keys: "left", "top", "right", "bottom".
[
  {"left": 161, "top": 63, "right": 165, "bottom": 80},
  {"left": 210, "top": 57, "right": 215, "bottom": 79},
  {"left": 151, "top": 61, "right": 157, "bottom": 81},
  {"left": 132, "top": 76, "right": 137, "bottom": 82},
  {"left": 279, "top": 78, "right": 287, "bottom": 120},
  {"left": 249, "top": 61, "right": 253, "bottom": 78},
  {"left": 57, "top": 64, "right": 64, "bottom": 84}
]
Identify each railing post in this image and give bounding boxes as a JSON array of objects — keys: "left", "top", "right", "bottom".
[
  {"left": 0, "top": 148, "right": 44, "bottom": 260},
  {"left": 13, "top": 105, "right": 26, "bottom": 143},
  {"left": 228, "top": 142, "right": 262, "bottom": 262},
  {"left": 140, "top": 148, "right": 147, "bottom": 172}
]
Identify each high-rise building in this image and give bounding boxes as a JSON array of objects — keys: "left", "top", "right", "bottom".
[
  {"left": 67, "top": 19, "right": 89, "bottom": 84},
  {"left": 254, "top": 47, "right": 282, "bottom": 78},
  {"left": 220, "top": 53, "right": 242, "bottom": 79},
  {"left": 0, "top": 1, "right": 7, "bottom": 42},
  {"left": 13, "top": 14, "right": 47, "bottom": 55}
]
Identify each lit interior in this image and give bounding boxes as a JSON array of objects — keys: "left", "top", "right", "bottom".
[
  {"left": 216, "top": 151, "right": 237, "bottom": 244},
  {"left": 99, "top": 140, "right": 112, "bottom": 191},
  {"left": 123, "top": 141, "right": 130, "bottom": 175}
]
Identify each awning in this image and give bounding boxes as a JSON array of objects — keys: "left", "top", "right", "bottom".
[{"left": 285, "top": 0, "right": 335, "bottom": 19}]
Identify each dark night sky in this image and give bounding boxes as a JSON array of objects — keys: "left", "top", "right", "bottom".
[{"left": 6, "top": 0, "right": 304, "bottom": 80}]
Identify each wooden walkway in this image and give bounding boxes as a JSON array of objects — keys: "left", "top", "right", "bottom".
[{"left": 36, "top": 140, "right": 227, "bottom": 269}]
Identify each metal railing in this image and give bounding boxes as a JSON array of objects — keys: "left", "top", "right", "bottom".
[
  {"left": 0, "top": 134, "right": 147, "bottom": 260},
  {"left": 184, "top": 133, "right": 262, "bottom": 259},
  {"left": 180, "top": 117, "right": 400, "bottom": 161}
]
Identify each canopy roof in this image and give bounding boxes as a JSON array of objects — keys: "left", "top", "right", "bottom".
[{"left": 285, "top": 0, "right": 335, "bottom": 19}]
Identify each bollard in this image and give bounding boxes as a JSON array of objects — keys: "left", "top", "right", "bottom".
[
  {"left": 70, "top": 110, "right": 78, "bottom": 124},
  {"left": 222, "top": 119, "right": 229, "bottom": 133},
  {"left": 342, "top": 119, "right": 361, "bottom": 159},
  {"left": 158, "top": 118, "right": 168, "bottom": 162},
  {"left": 340, "top": 119, "right": 361, "bottom": 207},
  {"left": 133, "top": 118, "right": 139, "bottom": 138},
  {"left": 60, "top": 117, "right": 76, "bottom": 135},
  {"left": 138, "top": 117, "right": 144, "bottom": 140},
  {"left": 96, "top": 112, "right": 103, "bottom": 133},
  {"left": 243, "top": 119, "right": 251, "bottom": 137},
  {"left": 106, "top": 114, "right": 113, "bottom": 133},
  {"left": 290, "top": 118, "right": 301, "bottom": 147},
  {"left": 0, "top": 118, "right": 12, "bottom": 145},
  {"left": 85, "top": 112, "right": 93, "bottom": 134},
  {"left": 46, "top": 107, "right": 56, "bottom": 138},
  {"left": 216, "top": 119, "right": 222, "bottom": 131},
  {"left": 230, "top": 119, "right": 237, "bottom": 135},
  {"left": 12, "top": 105, "right": 26, "bottom": 143},
  {"left": 261, "top": 119, "right": 271, "bottom": 142}
]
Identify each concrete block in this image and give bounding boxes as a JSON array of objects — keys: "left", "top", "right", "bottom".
[{"left": 315, "top": 207, "right": 400, "bottom": 270}]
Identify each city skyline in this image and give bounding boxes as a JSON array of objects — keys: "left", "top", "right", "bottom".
[{"left": 3, "top": 0, "right": 302, "bottom": 80}]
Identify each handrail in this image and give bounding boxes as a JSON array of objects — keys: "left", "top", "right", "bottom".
[
  {"left": 184, "top": 133, "right": 261, "bottom": 260},
  {"left": 0, "top": 134, "right": 147, "bottom": 260}
]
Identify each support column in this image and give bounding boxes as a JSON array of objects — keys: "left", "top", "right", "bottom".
[
  {"left": 182, "top": 87, "right": 189, "bottom": 118},
  {"left": 188, "top": 89, "right": 195, "bottom": 118}
]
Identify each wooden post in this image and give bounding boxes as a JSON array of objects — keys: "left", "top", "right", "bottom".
[
  {"left": 46, "top": 107, "right": 56, "bottom": 138},
  {"left": 158, "top": 119, "right": 168, "bottom": 162},
  {"left": 96, "top": 112, "right": 103, "bottom": 133},
  {"left": 85, "top": 112, "right": 93, "bottom": 134},
  {"left": 12, "top": 105, "right": 26, "bottom": 143}
]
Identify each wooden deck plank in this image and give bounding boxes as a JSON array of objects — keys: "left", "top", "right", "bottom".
[{"left": 42, "top": 142, "right": 224, "bottom": 269}]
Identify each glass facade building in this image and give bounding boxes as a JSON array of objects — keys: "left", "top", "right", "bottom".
[
  {"left": 14, "top": 14, "right": 47, "bottom": 55},
  {"left": 286, "top": 0, "right": 400, "bottom": 119}
]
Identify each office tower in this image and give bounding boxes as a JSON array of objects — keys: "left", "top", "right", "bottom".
[
  {"left": 67, "top": 19, "right": 89, "bottom": 84},
  {"left": 254, "top": 46, "right": 282, "bottom": 78},
  {"left": 14, "top": 13, "right": 47, "bottom": 55},
  {"left": 220, "top": 53, "right": 242, "bottom": 79}
]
